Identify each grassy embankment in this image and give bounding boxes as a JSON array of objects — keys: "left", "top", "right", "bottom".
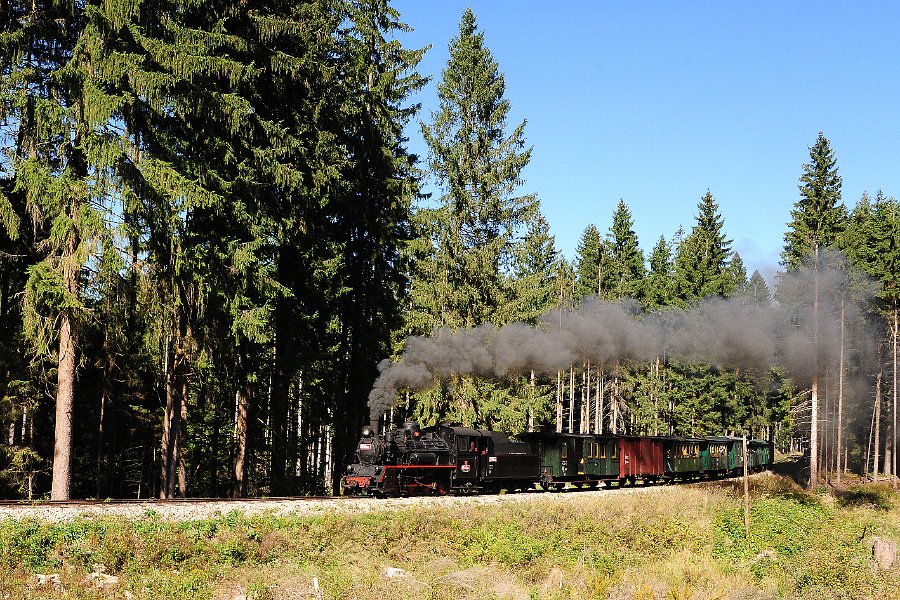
[{"left": 1, "top": 473, "right": 898, "bottom": 599}]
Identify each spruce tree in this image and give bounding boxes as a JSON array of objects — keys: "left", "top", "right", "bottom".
[
  {"left": 746, "top": 270, "right": 771, "bottom": 304},
  {"left": 508, "top": 212, "right": 560, "bottom": 324},
  {"left": 674, "top": 191, "right": 733, "bottom": 302},
  {"left": 729, "top": 252, "right": 749, "bottom": 296},
  {"left": 781, "top": 132, "right": 846, "bottom": 488},
  {"left": 417, "top": 7, "right": 536, "bottom": 330},
  {"left": 573, "top": 224, "right": 601, "bottom": 301},
  {"left": 602, "top": 199, "right": 645, "bottom": 301},
  {"left": 328, "top": 0, "right": 427, "bottom": 492},
  {"left": 843, "top": 191, "right": 900, "bottom": 486},
  {"left": 1, "top": 0, "right": 113, "bottom": 500},
  {"left": 644, "top": 235, "right": 674, "bottom": 310},
  {"left": 782, "top": 132, "right": 846, "bottom": 270}
]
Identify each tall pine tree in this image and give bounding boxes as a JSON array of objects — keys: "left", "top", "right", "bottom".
[
  {"left": 780, "top": 132, "right": 846, "bottom": 488},
  {"left": 644, "top": 235, "right": 674, "bottom": 310},
  {"left": 602, "top": 200, "right": 645, "bottom": 301},
  {"left": 573, "top": 224, "right": 601, "bottom": 301},
  {"left": 416, "top": 7, "right": 536, "bottom": 331},
  {"left": 674, "top": 191, "right": 733, "bottom": 303},
  {"left": 782, "top": 132, "right": 846, "bottom": 270}
]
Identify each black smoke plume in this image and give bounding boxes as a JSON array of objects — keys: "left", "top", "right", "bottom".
[{"left": 368, "top": 260, "right": 879, "bottom": 421}]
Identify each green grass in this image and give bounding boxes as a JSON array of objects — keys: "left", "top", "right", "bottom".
[{"left": 1, "top": 476, "right": 898, "bottom": 599}]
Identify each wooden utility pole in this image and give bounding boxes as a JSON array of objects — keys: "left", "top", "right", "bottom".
[{"left": 743, "top": 435, "right": 750, "bottom": 538}]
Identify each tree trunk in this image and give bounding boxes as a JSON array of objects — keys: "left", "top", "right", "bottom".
[
  {"left": 568, "top": 367, "right": 575, "bottom": 433},
  {"left": 96, "top": 384, "right": 106, "bottom": 499},
  {"left": 160, "top": 344, "right": 181, "bottom": 499},
  {"left": 176, "top": 376, "right": 188, "bottom": 497},
  {"left": 583, "top": 363, "right": 590, "bottom": 434},
  {"left": 51, "top": 310, "right": 76, "bottom": 500},
  {"left": 808, "top": 246, "right": 820, "bottom": 488},
  {"left": 866, "top": 389, "right": 876, "bottom": 479},
  {"left": 270, "top": 329, "right": 291, "bottom": 494},
  {"left": 823, "top": 370, "right": 829, "bottom": 483},
  {"left": 612, "top": 374, "right": 619, "bottom": 435},
  {"left": 555, "top": 370, "right": 562, "bottom": 433},
  {"left": 894, "top": 306, "right": 898, "bottom": 487},
  {"left": 232, "top": 379, "right": 250, "bottom": 497},
  {"left": 836, "top": 296, "right": 844, "bottom": 485},
  {"left": 653, "top": 357, "right": 660, "bottom": 436},
  {"left": 528, "top": 370, "right": 535, "bottom": 432},
  {"left": 875, "top": 369, "right": 882, "bottom": 481}
]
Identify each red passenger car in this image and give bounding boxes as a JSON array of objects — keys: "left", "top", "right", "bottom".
[{"left": 617, "top": 436, "right": 665, "bottom": 484}]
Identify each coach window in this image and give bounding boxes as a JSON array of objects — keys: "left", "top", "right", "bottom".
[
  {"left": 611, "top": 443, "right": 618, "bottom": 459},
  {"left": 561, "top": 444, "right": 568, "bottom": 459}
]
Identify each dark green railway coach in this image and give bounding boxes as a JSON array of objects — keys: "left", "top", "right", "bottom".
[
  {"left": 663, "top": 437, "right": 704, "bottom": 480},
  {"left": 521, "top": 433, "right": 619, "bottom": 489},
  {"left": 702, "top": 436, "right": 737, "bottom": 476}
]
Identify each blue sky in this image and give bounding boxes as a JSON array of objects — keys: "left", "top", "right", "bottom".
[{"left": 392, "top": 1, "right": 900, "bottom": 279}]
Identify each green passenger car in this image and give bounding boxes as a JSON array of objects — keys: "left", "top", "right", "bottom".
[
  {"left": 663, "top": 438, "right": 703, "bottom": 480},
  {"left": 701, "top": 437, "right": 736, "bottom": 476},
  {"left": 520, "top": 433, "right": 619, "bottom": 489},
  {"left": 748, "top": 439, "right": 774, "bottom": 471},
  {"left": 729, "top": 438, "right": 775, "bottom": 474},
  {"left": 579, "top": 435, "right": 620, "bottom": 483}
]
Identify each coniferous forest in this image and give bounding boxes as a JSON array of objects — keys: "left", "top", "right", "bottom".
[{"left": 1, "top": 3, "right": 898, "bottom": 501}]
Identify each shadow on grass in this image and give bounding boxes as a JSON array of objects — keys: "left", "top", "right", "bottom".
[
  {"left": 700, "top": 454, "right": 821, "bottom": 505},
  {"left": 834, "top": 485, "right": 895, "bottom": 511},
  {"left": 768, "top": 452, "right": 808, "bottom": 484}
]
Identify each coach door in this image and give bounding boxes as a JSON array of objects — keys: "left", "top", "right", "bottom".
[
  {"left": 479, "top": 436, "right": 495, "bottom": 479},
  {"left": 455, "top": 434, "right": 479, "bottom": 483}
]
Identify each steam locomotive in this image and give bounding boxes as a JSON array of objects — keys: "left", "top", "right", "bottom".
[{"left": 341, "top": 421, "right": 774, "bottom": 497}]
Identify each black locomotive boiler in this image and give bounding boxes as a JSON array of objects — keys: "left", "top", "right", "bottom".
[{"left": 341, "top": 421, "right": 539, "bottom": 496}]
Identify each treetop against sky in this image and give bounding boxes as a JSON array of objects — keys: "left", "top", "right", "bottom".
[{"left": 395, "top": 0, "right": 900, "bottom": 277}]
